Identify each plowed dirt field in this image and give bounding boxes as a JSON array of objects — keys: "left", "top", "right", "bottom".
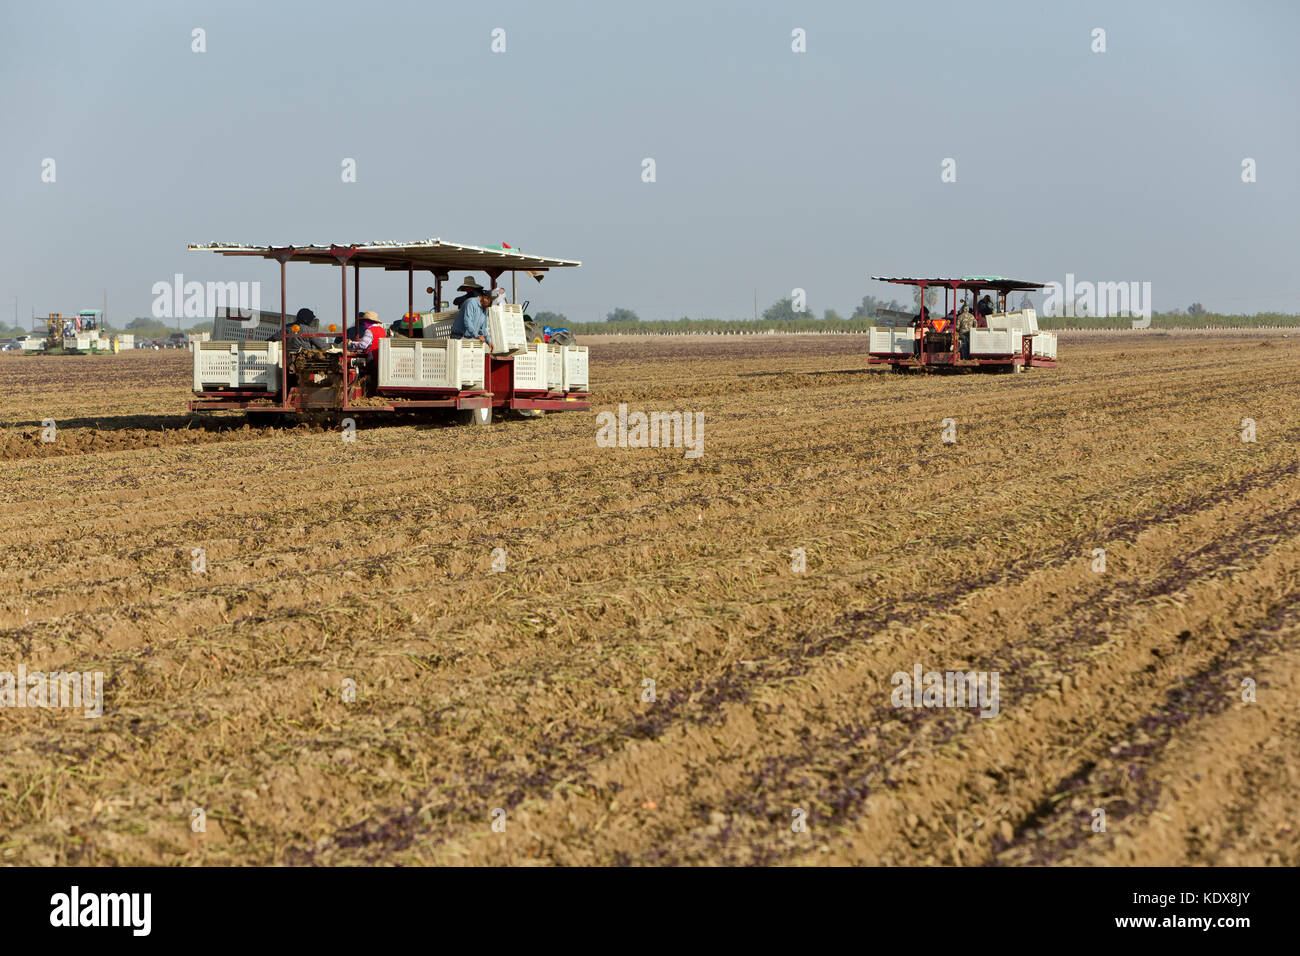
[{"left": 1, "top": 332, "right": 1297, "bottom": 866}]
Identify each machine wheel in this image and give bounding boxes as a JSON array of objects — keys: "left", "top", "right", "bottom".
[
  {"left": 547, "top": 328, "right": 577, "bottom": 347},
  {"left": 524, "top": 320, "right": 545, "bottom": 343},
  {"left": 458, "top": 406, "right": 493, "bottom": 426},
  {"left": 515, "top": 408, "right": 544, "bottom": 419}
]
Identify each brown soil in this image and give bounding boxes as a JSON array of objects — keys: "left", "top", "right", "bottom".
[{"left": 0, "top": 335, "right": 1296, "bottom": 866}]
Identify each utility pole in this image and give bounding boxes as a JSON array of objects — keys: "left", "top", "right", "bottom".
[{"left": 753, "top": 289, "right": 757, "bottom": 322}]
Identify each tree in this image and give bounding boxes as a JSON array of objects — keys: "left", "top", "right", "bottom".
[
  {"left": 912, "top": 287, "right": 939, "bottom": 312},
  {"left": 532, "top": 310, "right": 568, "bottom": 326},
  {"left": 850, "top": 294, "right": 908, "bottom": 320},
  {"left": 127, "top": 317, "right": 172, "bottom": 338},
  {"left": 762, "top": 297, "right": 810, "bottom": 322},
  {"left": 823, "top": 308, "right": 842, "bottom": 321},
  {"left": 123, "top": 316, "right": 213, "bottom": 337},
  {"left": 1187, "top": 302, "right": 1206, "bottom": 316},
  {"left": 606, "top": 308, "right": 639, "bottom": 323}
]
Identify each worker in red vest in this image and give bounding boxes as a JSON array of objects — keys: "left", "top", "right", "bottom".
[
  {"left": 345, "top": 310, "right": 387, "bottom": 385},
  {"left": 348, "top": 311, "right": 387, "bottom": 359}
]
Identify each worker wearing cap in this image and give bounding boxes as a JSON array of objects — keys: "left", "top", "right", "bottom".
[{"left": 449, "top": 277, "right": 494, "bottom": 348}]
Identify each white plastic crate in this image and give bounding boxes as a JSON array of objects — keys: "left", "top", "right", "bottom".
[
  {"left": 419, "top": 310, "right": 457, "bottom": 339},
  {"left": 545, "top": 343, "right": 564, "bottom": 389},
  {"left": 1031, "top": 331, "right": 1057, "bottom": 359},
  {"left": 212, "top": 310, "right": 291, "bottom": 343},
  {"left": 969, "top": 329, "right": 1021, "bottom": 356},
  {"left": 985, "top": 309, "right": 1037, "bottom": 332},
  {"left": 512, "top": 342, "right": 549, "bottom": 391},
  {"left": 562, "top": 345, "right": 589, "bottom": 391},
  {"left": 377, "top": 338, "right": 420, "bottom": 386},
  {"left": 377, "top": 338, "right": 485, "bottom": 390},
  {"left": 452, "top": 340, "right": 487, "bottom": 388},
  {"left": 118, "top": 334, "right": 135, "bottom": 350},
  {"left": 193, "top": 341, "right": 282, "bottom": 390},
  {"left": 871, "top": 327, "right": 915, "bottom": 354},
  {"left": 487, "top": 302, "right": 526, "bottom": 355}
]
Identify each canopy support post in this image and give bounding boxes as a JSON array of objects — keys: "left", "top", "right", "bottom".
[
  {"left": 280, "top": 259, "right": 287, "bottom": 408},
  {"left": 271, "top": 247, "right": 294, "bottom": 411},
  {"left": 332, "top": 246, "right": 356, "bottom": 414},
  {"left": 341, "top": 261, "right": 348, "bottom": 412},
  {"left": 920, "top": 282, "right": 927, "bottom": 366}
]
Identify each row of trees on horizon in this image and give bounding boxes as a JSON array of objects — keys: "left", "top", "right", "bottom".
[{"left": 1, "top": 298, "right": 1287, "bottom": 339}]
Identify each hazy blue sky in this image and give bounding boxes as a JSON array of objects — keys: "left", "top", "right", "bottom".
[{"left": 1, "top": 0, "right": 1296, "bottom": 325}]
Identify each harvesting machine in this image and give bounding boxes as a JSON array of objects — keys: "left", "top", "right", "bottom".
[
  {"left": 186, "top": 239, "right": 589, "bottom": 425},
  {"left": 27, "top": 311, "right": 115, "bottom": 354},
  {"left": 867, "top": 276, "right": 1058, "bottom": 373}
]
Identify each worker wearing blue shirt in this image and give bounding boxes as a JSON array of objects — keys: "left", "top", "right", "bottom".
[{"left": 449, "top": 277, "right": 494, "bottom": 348}]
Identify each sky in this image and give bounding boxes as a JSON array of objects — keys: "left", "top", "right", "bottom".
[{"left": 1, "top": 0, "right": 1297, "bottom": 326}]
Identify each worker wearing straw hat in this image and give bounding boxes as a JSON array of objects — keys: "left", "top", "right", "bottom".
[
  {"left": 347, "top": 310, "right": 387, "bottom": 361},
  {"left": 451, "top": 275, "right": 487, "bottom": 308},
  {"left": 449, "top": 277, "right": 494, "bottom": 348}
]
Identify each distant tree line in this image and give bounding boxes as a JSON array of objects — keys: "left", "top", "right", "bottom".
[
  {"left": 5, "top": 301, "right": 1295, "bottom": 341},
  {"left": 559, "top": 296, "right": 1300, "bottom": 334},
  {"left": 1036, "top": 311, "right": 1300, "bottom": 330},
  {"left": 566, "top": 312, "right": 1300, "bottom": 334}
]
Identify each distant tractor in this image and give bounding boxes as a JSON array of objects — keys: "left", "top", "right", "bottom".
[{"left": 868, "top": 276, "right": 1058, "bottom": 373}]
